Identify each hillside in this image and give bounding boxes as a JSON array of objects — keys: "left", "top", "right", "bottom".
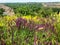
[{"left": 0, "top": 4, "right": 15, "bottom": 16}]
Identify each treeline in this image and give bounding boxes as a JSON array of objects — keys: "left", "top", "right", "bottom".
[
  {"left": 1, "top": 3, "right": 60, "bottom": 17},
  {"left": 4, "top": 3, "right": 42, "bottom": 16}
]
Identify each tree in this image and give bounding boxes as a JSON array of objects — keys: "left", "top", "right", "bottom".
[
  {"left": 40, "top": 8, "right": 53, "bottom": 17},
  {"left": 0, "top": 8, "right": 5, "bottom": 16}
]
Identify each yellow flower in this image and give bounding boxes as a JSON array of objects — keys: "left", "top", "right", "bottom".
[
  {"left": 4, "top": 15, "right": 17, "bottom": 21},
  {"left": 22, "top": 15, "right": 32, "bottom": 20},
  {"left": 33, "top": 16, "right": 37, "bottom": 20},
  {"left": 0, "top": 21, "right": 4, "bottom": 26},
  {"left": 32, "top": 16, "right": 40, "bottom": 23}
]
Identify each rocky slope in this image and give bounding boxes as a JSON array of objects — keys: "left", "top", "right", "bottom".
[{"left": 0, "top": 4, "right": 15, "bottom": 16}]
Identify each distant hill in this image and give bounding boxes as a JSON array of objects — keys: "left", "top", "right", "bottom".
[
  {"left": 3, "top": 2, "right": 60, "bottom": 8},
  {"left": 42, "top": 2, "right": 60, "bottom": 8}
]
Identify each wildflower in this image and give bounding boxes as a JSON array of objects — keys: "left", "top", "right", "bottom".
[
  {"left": 22, "top": 15, "right": 31, "bottom": 20},
  {"left": 34, "top": 24, "right": 45, "bottom": 30},
  {"left": 15, "top": 18, "right": 27, "bottom": 29},
  {"left": 3, "top": 15, "right": 17, "bottom": 21},
  {"left": 0, "top": 20, "right": 5, "bottom": 27},
  {"left": 0, "top": 23, "right": 4, "bottom": 27}
]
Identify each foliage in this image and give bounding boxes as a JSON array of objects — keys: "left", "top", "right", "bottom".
[
  {"left": 0, "top": 3, "right": 60, "bottom": 45},
  {"left": 0, "top": 8, "right": 5, "bottom": 16}
]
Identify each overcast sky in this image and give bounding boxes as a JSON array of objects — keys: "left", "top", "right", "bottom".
[{"left": 0, "top": 0, "right": 60, "bottom": 3}]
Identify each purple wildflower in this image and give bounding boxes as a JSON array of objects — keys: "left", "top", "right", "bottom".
[
  {"left": 34, "top": 24, "right": 45, "bottom": 30},
  {"left": 15, "top": 18, "right": 27, "bottom": 29}
]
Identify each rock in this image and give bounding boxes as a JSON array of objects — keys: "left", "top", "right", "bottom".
[{"left": 0, "top": 4, "right": 15, "bottom": 16}]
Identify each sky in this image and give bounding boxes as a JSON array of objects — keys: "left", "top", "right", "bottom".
[{"left": 0, "top": 0, "right": 60, "bottom": 3}]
